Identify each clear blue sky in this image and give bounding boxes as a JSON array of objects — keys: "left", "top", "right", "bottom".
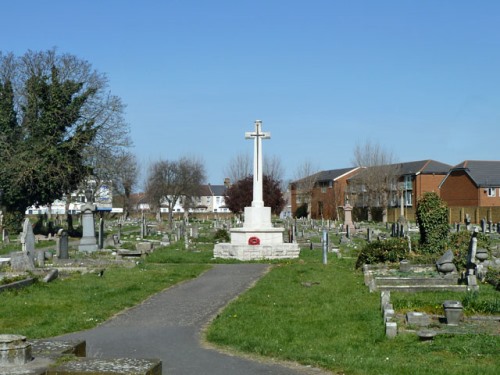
[{"left": 2, "top": 1, "right": 500, "bottom": 185}]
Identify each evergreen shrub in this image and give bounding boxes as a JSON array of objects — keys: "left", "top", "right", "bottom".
[{"left": 416, "top": 192, "right": 449, "bottom": 253}]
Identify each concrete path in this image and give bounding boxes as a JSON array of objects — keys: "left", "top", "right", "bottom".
[{"left": 59, "top": 264, "right": 328, "bottom": 374}]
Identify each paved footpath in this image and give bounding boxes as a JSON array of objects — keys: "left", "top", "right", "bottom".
[{"left": 59, "top": 264, "right": 329, "bottom": 375}]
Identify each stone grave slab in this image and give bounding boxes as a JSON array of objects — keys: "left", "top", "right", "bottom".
[{"left": 46, "top": 357, "right": 162, "bottom": 375}]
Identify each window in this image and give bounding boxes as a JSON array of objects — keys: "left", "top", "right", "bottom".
[
  {"left": 487, "top": 188, "right": 497, "bottom": 197},
  {"left": 404, "top": 175, "right": 412, "bottom": 190},
  {"left": 405, "top": 191, "right": 413, "bottom": 206}
]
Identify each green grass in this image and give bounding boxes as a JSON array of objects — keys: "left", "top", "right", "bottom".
[
  {"left": 0, "top": 262, "right": 210, "bottom": 338},
  {"left": 206, "top": 251, "right": 500, "bottom": 375},
  {"left": 392, "top": 288, "right": 500, "bottom": 315}
]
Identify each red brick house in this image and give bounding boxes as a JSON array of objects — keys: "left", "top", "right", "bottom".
[
  {"left": 439, "top": 160, "right": 500, "bottom": 207},
  {"left": 346, "top": 159, "right": 451, "bottom": 221},
  {"left": 290, "top": 167, "right": 361, "bottom": 219}
]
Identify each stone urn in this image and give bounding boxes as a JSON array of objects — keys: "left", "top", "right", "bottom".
[
  {"left": 443, "top": 300, "right": 463, "bottom": 326},
  {"left": 475, "top": 247, "right": 489, "bottom": 262},
  {"left": 436, "top": 250, "right": 457, "bottom": 274},
  {"left": 399, "top": 259, "right": 411, "bottom": 272}
]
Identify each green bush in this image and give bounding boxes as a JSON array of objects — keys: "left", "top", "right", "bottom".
[
  {"left": 485, "top": 268, "right": 500, "bottom": 291},
  {"left": 3, "top": 210, "right": 24, "bottom": 234},
  {"left": 355, "top": 237, "right": 411, "bottom": 268},
  {"left": 447, "top": 230, "right": 490, "bottom": 271},
  {"left": 214, "top": 229, "right": 230, "bottom": 243},
  {"left": 416, "top": 192, "right": 449, "bottom": 253}
]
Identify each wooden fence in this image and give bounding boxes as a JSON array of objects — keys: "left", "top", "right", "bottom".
[{"left": 387, "top": 206, "right": 500, "bottom": 224}]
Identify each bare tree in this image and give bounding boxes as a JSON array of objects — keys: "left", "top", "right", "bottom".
[
  {"left": 349, "top": 140, "right": 399, "bottom": 222},
  {"left": 113, "top": 151, "right": 139, "bottom": 219},
  {"left": 264, "top": 155, "right": 285, "bottom": 189},
  {"left": 145, "top": 156, "right": 206, "bottom": 227},
  {"left": 224, "top": 153, "right": 251, "bottom": 185},
  {"left": 292, "top": 161, "right": 320, "bottom": 219}
]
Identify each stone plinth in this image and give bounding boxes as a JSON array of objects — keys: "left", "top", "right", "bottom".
[
  {"left": 214, "top": 221, "right": 300, "bottom": 260},
  {"left": 242, "top": 206, "right": 272, "bottom": 229},
  {"left": 0, "top": 334, "right": 32, "bottom": 366},
  {"left": 230, "top": 227, "right": 284, "bottom": 245},
  {"left": 214, "top": 243, "right": 300, "bottom": 261}
]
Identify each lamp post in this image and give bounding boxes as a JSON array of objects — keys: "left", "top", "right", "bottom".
[{"left": 398, "top": 182, "right": 406, "bottom": 224}]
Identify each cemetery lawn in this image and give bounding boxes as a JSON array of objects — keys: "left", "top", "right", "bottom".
[
  {"left": 205, "top": 250, "right": 500, "bottom": 375},
  {"left": 0, "top": 262, "right": 210, "bottom": 338}
]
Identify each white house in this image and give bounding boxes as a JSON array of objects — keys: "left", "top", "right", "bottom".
[{"left": 160, "top": 184, "right": 229, "bottom": 214}]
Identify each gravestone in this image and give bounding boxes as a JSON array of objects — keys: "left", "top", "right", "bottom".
[
  {"left": 342, "top": 198, "right": 355, "bottom": 232},
  {"left": 78, "top": 190, "right": 98, "bottom": 252},
  {"left": 56, "top": 229, "right": 69, "bottom": 259},
  {"left": 98, "top": 217, "right": 104, "bottom": 249},
  {"left": 466, "top": 228, "right": 479, "bottom": 272},
  {"left": 480, "top": 218, "right": 486, "bottom": 234},
  {"left": 465, "top": 214, "right": 471, "bottom": 230},
  {"left": 10, "top": 219, "right": 36, "bottom": 271},
  {"left": 20, "top": 219, "right": 35, "bottom": 262},
  {"left": 406, "top": 312, "right": 431, "bottom": 327}
]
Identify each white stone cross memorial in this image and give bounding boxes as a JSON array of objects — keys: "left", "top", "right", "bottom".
[
  {"left": 245, "top": 120, "right": 270, "bottom": 208},
  {"left": 241, "top": 120, "right": 273, "bottom": 229},
  {"left": 213, "top": 119, "right": 300, "bottom": 260}
]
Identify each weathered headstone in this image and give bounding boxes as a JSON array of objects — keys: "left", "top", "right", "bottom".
[
  {"left": 466, "top": 228, "right": 479, "bottom": 273},
  {"left": 56, "top": 228, "right": 69, "bottom": 259},
  {"left": 465, "top": 214, "right": 471, "bottom": 230},
  {"left": 36, "top": 250, "right": 45, "bottom": 267},
  {"left": 10, "top": 251, "right": 35, "bottom": 272},
  {"left": 20, "top": 219, "right": 36, "bottom": 265},
  {"left": 480, "top": 218, "right": 486, "bottom": 234},
  {"left": 406, "top": 312, "right": 431, "bottom": 327},
  {"left": 78, "top": 190, "right": 98, "bottom": 252},
  {"left": 98, "top": 217, "right": 104, "bottom": 249}
]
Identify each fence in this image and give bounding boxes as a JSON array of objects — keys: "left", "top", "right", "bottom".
[{"left": 387, "top": 206, "right": 500, "bottom": 224}]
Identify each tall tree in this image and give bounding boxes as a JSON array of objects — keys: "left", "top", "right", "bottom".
[
  {"left": 0, "top": 49, "right": 131, "bottom": 231},
  {"left": 145, "top": 156, "right": 206, "bottom": 227},
  {"left": 224, "top": 175, "right": 286, "bottom": 216}
]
